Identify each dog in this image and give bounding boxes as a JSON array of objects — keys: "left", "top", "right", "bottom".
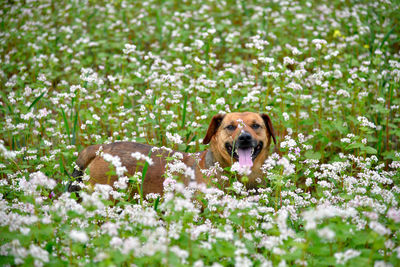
[{"left": 68, "top": 112, "right": 276, "bottom": 195}]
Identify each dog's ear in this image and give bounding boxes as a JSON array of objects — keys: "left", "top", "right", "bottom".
[
  {"left": 260, "top": 113, "right": 277, "bottom": 145},
  {"left": 203, "top": 114, "right": 225, "bottom": 144}
]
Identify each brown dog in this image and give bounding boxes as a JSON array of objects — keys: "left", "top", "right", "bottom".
[{"left": 68, "top": 112, "right": 276, "bottom": 195}]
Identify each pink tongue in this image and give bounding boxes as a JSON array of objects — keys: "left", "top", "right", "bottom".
[{"left": 237, "top": 148, "right": 253, "bottom": 167}]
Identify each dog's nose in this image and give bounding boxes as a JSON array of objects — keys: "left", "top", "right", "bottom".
[{"left": 238, "top": 132, "right": 252, "bottom": 142}]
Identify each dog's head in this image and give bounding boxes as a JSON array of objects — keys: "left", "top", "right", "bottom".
[{"left": 202, "top": 112, "right": 276, "bottom": 168}]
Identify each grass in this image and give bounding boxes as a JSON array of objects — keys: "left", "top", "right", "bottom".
[{"left": 0, "top": 0, "right": 400, "bottom": 266}]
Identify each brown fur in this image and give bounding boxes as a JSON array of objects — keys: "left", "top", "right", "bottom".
[
  {"left": 72, "top": 142, "right": 195, "bottom": 195},
  {"left": 69, "top": 112, "right": 276, "bottom": 195}
]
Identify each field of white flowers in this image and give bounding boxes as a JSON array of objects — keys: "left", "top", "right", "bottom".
[{"left": 1, "top": 0, "right": 400, "bottom": 266}]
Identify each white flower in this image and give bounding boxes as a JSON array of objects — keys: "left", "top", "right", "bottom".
[
  {"left": 312, "top": 39, "right": 327, "bottom": 50},
  {"left": 131, "top": 152, "right": 154, "bottom": 166},
  {"left": 29, "top": 244, "right": 49, "bottom": 263},
  {"left": 19, "top": 172, "right": 57, "bottom": 194},
  {"left": 172, "top": 152, "right": 184, "bottom": 160},
  {"left": 20, "top": 227, "right": 30, "bottom": 235},
  {"left": 282, "top": 112, "right": 289, "bottom": 121},
  {"left": 302, "top": 205, "right": 357, "bottom": 230},
  {"left": 317, "top": 227, "right": 335, "bottom": 241},
  {"left": 110, "top": 236, "right": 123, "bottom": 248},
  {"left": 94, "top": 184, "right": 113, "bottom": 200},
  {"left": 387, "top": 208, "right": 400, "bottom": 223},
  {"left": 231, "top": 162, "right": 252, "bottom": 176},
  {"left": 163, "top": 177, "right": 176, "bottom": 191},
  {"left": 193, "top": 39, "right": 204, "bottom": 49},
  {"left": 283, "top": 57, "right": 295, "bottom": 65},
  {"left": 93, "top": 114, "right": 100, "bottom": 121},
  {"left": 70, "top": 230, "right": 88, "bottom": 243},
  {"left": 102, "top": 153, "right": 127, "bottom": 176},
  {"left": 216, "top": 97, "right": 225, "bottom": 105},
  {"left": 236, "top": 119, "right": 246, "bottom": 129},
  {"left": 114, "top": 176, "right": 129, "bottom": 190},
  {"left": 80, "top": 68, "right": 104, "bottom": 85},
  {"left": 101, "top": 222, "right": 119, "bottom": 236},
  {"left": 357, "top": 116, "right": 376, "bottom": 129},
  {"left": 395, "top": 247, "right": 400, "bottom": 259},
  {"left": 287, "top": 82, "right": 302, "bottom": 91},
  {"left": 369, "top": 221, "right": 391, "bottom": 236},
  {"left": 94, "top": 252, "right": 108, "bottom": 262},
  {"left": 37, "top": 74, "right": 47, "bottom": 81},
  {"left": 235, "top": 256, "right": 252, "bottom": 267},
  {"left": 0, "top": 142, "right": 17, "bottom": 159},
  {"left": 259, "top": 57, "right": 274, "bottom": 63},
  {"left": 374, "top": 261, "right": 393, "bottom": 267},
  {"left": 341, "top": 138, "right": 351, "bottom": 143},
  {"left": 385, "top": 240, "right": 395, "bottom": 250},
  {"left": 170, "top": 246, "right": 189, "bottom": 264},
  {"left": 232, "top": 181, "right": 245, "bottom": 193},
  {"left": 277, "top": 157, "right": 295, "bottom": 176},
  {"left": 334, "top": 249, "right": 361, "bottom": 265},
  {"left": 166, "top": 132, "right": 183, "bottom": 144},
  {"left": 123, "top": 43, "right": 136, "bottom": 54},
  {"left": 193, "top": 260, "right": 204, "bottom": 267},
  {"left": 122, "top": 237, "right": 140, "bottom": 255},
  {"left": 337, "top": 89, "right": 350, "bottom": 97}
]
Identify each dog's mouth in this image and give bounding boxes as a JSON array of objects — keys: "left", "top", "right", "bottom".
[{"left": 225, "top": 141, "right": 263, "bottom": 167}]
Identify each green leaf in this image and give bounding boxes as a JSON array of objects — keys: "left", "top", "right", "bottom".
[
  {"left": 351, "top": 232, "right": 369, "bottom": 246},
  {"left": 362, "top": 146, "right": 377, "bottom": 154},
  {"left": 304, "top": 151, "right": 322, "bottom": 160},
  {"left": 346, "top": 143, "right": 363, "bottom": 150}
]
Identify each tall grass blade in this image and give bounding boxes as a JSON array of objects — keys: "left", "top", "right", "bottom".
[
  {"left": 61, "top": 109, "right": 70, "bottom": 143},
  {"left": 380, "top": 25, "right": 396, "bottom": 49},
  {"left": 28, "top": 92, "right": 45, "bottom": 111},
  {"left": 72, "top": 110, "right": 78, "bottom": 145},
  {"left": 140, "top": 150, "right": 152, "bottom": 204},
  {"left": 181, "top": 93, "right": 188, "bottom": 129},
  {"left": 154, "top": 196, "right": 160, "bottom": 212}
]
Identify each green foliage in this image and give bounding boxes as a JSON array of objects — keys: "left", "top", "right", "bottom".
[{"left": 0, "top": 0, "right": 399, "bottom": 266}]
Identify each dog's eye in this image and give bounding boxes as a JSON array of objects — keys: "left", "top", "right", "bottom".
[
  {"left": 252, "top": 123, "right": 261, "bottom": 130},
  {"left": 226, "top": 125, "right": 236, "bottom": 131}
]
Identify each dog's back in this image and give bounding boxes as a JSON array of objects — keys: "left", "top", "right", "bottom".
[{"left": 69, "top": 142, "right": 196, "bottom": 195}]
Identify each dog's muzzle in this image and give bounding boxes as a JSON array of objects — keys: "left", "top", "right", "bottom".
[{"left": 225, "top": 131, "right": 263, "bottom": 167}]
